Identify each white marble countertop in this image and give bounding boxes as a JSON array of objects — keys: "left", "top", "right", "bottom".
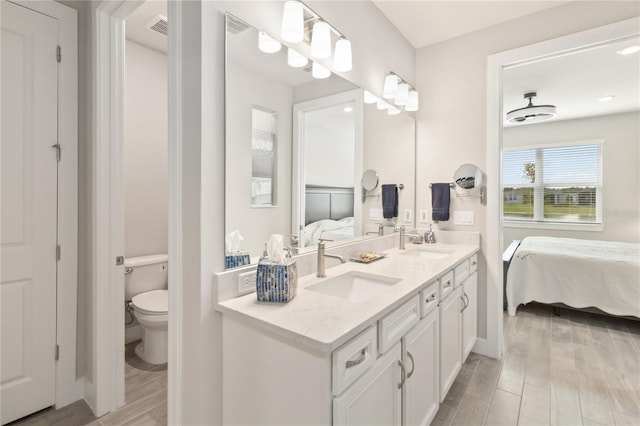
[{"left": 216, "top": 242, "right": 479, "bottom": 353}]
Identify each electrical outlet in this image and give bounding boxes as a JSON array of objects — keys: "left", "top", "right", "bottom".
[
  {"left": 404, "top": 209, "right": 412, "bottom": 222},
  {"left": 419, "top": 209, "right": 428, "bottom": 223},
  {"left": 238, "top": 270, "right": 257, "bottom": 295},
  {"left": 453, "top": 211, "right": 475, "bottom": 225}
]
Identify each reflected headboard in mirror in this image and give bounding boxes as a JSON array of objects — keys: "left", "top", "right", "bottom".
[{"left": 224, "top": 12, "right": 416, "bottom": 264}]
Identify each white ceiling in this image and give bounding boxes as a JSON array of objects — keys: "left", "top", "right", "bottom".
[
  {"left": 372, "top": 0, "right": 570, "bottom": 49},
  {"left": 125, "top": 0, "right": 167, "bottom": 53}
]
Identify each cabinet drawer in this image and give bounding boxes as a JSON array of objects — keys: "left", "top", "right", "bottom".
[
  {"left": 454, "top": 259, "right": 470, "bottom": 286},
  {"left": 421, "top": 283, "right": 439, "bottom": 317},
  {"left": 439, "top": 270, "right": 454, "bottom": 300},
  {"left": 333, "top": 326, "right": 378, "bottom": 396},
  {"left": 378, "top": 295, "right": 420, "bottom": 354},
  {"left": 469, "top": 254, "right": 478, "bottom": 273}
]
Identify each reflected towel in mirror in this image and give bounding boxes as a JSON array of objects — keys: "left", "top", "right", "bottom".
[{"left": 381, "top": 184, "right": 398, "bottom": 219}]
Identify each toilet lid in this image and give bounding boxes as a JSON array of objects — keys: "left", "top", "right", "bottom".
[{"left": 132, "top": 289, "right": 168, "bottom": 314}]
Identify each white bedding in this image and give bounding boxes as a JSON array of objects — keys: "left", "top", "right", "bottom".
[
  {"left": 506, "top": 236, "right": 640, "bottom": 318},
  {"left": 302, "top": 217, "right": 354, "bottom": 247}
]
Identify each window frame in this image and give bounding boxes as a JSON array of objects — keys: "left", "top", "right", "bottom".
[{"left": 503, "top": 139, "right": 604, "bottom": 229}]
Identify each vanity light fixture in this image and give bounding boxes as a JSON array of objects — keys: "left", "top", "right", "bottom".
[
  {"left": 383, "top": 71, "right": 419, "bottom": 111},
  {"left": 281, "top": 1, "right": 304, "bottom": 43},
  {"left": 287, "top": 48, "right": 308, "bottom": 67},
  {"left": 387, "top": 106, "right": 401, "bottom": 115},
  {"left": 616, "top": 45, "right": 640, "bottom": 55},
  {"left": 506, "top": 92, "right": 557, "bottom": 124},
  {"left": 598, "top": 95, "right": 615, "bottom": 102},
  {"left": 344, "top": 106, "right": 354, "bottom": 113},
  {"left": 280, "top": 1, "right": 353, "bottom": 72},
  {"left": 363, "top": 90, "right": 378, "bottom": 104},
  {"left": 312, "top": 61, "right": 331, "bottom": 79},
  {"left": 376, "top": 99, "right": 389, "bottom": 110},
  {"left": 258, "top": 31, "right": 282, "bottom": 53}
]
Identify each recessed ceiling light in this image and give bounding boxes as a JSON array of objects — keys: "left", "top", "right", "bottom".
[
  {"left": 617, "top": 45, "right": 640, "bottom": 55},
  {"left": 343, "top": 106, "right": 353, "bottom": 113},
  {"left": 598, "top": 95, "right": 615, "bottom": 102}
]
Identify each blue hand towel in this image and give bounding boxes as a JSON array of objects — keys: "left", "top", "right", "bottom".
[
  {"left": 431, "top": 183, "right": 450, "bottom": 221},
  {"left": 381, "top": 184, "right": 398, "bottom": 219}
]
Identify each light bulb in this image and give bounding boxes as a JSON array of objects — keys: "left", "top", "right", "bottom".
[
  {"left": 311, "top": 21, "right": 331, "bottom": 59},
  {"left": 363, "top": 90, "right": 377, "bottom": 104},
  {"left": 405, "top": 90, "right": 419, "bottom": 112},
  {"left": 312, "top": 62, "right": 331, "bottom": 79},
  {"left": 333, "top": 38, "right": 352, "bottom": 72},
  {"left": 382, "top": 74, "right": 398, "bottom": 99},
  {"left": 394, "top": 83, "right": 409, "bottom": 105},
  {"left": 376, "top": 99, "right": 389, "bottom": 110},
  {"left": 258, "top": 31, "right": 281, "bottom": 53},
  {"left": 287, "top": 48, "right": 308, "bottom": 68},
  {"left": 281, "top": 1, "right": 304, "bottom": 43}
]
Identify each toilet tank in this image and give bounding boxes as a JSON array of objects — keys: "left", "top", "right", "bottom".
[{"left": 124, "top": 254, "right": 169, "bottom": 301}]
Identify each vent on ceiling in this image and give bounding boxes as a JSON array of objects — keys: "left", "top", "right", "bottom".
[
  {"left": 226, "top": 15, "right": 250, "bottom": 35},
  {"left": 146, "top": 14, "right": 167, "bottom": 36}
]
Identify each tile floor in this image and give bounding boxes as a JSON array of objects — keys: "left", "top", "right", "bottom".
[{"left": 432, "top": 303, "right": 640, "bottom": 426}]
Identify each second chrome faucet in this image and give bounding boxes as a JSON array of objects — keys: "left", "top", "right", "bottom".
[{"left": 317, "top": 239, "right": 345, "bottom": 277}]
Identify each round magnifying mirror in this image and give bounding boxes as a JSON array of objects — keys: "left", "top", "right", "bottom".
[
  {"left": 361, "top": 169, "right": 379, "bottom": 191},
  {"left": 454, "top": 164, "right": 483, "bottom": 190}
]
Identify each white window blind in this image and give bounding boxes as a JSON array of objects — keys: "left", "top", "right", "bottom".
[{"left": 503, "top": 141, "right": 602, "bottom": 224}]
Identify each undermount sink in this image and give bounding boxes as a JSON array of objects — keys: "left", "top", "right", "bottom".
[
  {"left": 401, "top": 248, "right": 454, "bottom": 260},
  {"left": 306, "top": 271, "right": 401, "bottom": 302}
]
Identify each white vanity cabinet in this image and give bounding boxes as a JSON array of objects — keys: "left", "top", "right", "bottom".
[
  {"left": 438, "top": 283, "right": 462, "bottom": 400},
  {"left": 462, "top": 269, "right": 477, "bottom": 361}
]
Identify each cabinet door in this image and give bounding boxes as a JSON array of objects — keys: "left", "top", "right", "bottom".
[
  {"left": 462, "top": 272, "right": 478, "bottom": 362},
  {"left": 334, "top": 342, "right": 402, "bottom": 426},
  {"left": 404, "top": 309, "right": 439, "bottom": 426},
  {"left": 439, "top": 286, "right": 462, "bottom": 401}
]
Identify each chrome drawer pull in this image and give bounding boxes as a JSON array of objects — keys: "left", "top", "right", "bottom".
[
  {"left": 426, "top": 293, "right": 436, "bottom": 304},
  {"left": 407, "top": 351, "right": 415, "bottom": 378},
  {"left": 471, "top": 260, "right": 477, "bottom": 267},
  {"left": 398, "top": 360, "right": 406, "bottom": 389},
  {"left": 345, "top": 347, "right": 368, "bottom": 369},
  {"left": 443, "top": 280, "right": 452, "bottom": 288}
]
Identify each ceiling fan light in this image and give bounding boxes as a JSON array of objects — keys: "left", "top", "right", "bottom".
[
  {"left": 287, "top": 48, "right": 308, "bottom": 67},
  {"left": 312, "top": 61, "right": 331, "bottom": 79},
  {"left": 311, "top": 21, "right": 331, "bottom": 59},
  {"left": 405, "top": 90, "right": 419, "bottom": 112},
  {"left": 394, "top": 83, "right": 410, "bottom": 105},
  {"left": 333, "top": 38, "right": 352, "bottom": 72},
  {"left": 383, "top": 74, "right": 399, "bottom": 99},
  {"left": 506, "top": 92, "right": 557, "bottom": 124},
  {"left": 281, "top": 1, "right": 304, "bottom": 43},
  {"left": 258, "top": 31, "right": 281, "bottom": 53},
  {"left": 363, "top": 90, "right": 378, "bottom": 104}
]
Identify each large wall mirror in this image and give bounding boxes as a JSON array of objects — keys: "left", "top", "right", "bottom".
[{"left": 225, "top": 13, "right": 416, "bottom": 264}]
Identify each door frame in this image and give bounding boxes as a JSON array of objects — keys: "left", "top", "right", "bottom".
[
  {"left": 90, "top": 0, "right": 182, "bottom": 423},
  {"left": 7, "top": 0, "right": 79, "bottom": 409},
  {"left": 485, "top": 16, "right": 640, "bottom": 359}
]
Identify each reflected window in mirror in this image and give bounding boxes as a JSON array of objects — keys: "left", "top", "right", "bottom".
[{"left": 251, "top": 106, "right": 278, "bottom": 207}]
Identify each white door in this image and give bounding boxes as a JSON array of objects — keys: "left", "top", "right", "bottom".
[
  {"left": 333, "top": 342, "right": 403, "bottom": 425},
  {"left": 404, "top": 309, "right": 439, "bottom": 426},
  {"left": 439, "top": 286, "right": 462, "bottom": 401},
  {"left": 1, "top": 1, "right": 59, "bottom": 423},
  {"left": 462, "top": 272, "right": 478, "bottom": 361}
]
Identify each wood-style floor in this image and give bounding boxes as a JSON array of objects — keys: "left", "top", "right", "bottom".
[
  {"left": 11, "top": 341, "right": 167, "bottom": 426},
  {"left": 432, "top": 303, "right": 640, "bottom": 426}
]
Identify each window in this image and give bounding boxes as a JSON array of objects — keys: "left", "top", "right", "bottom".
[
  {"left": 251, "top": 107, "right": 277, "bottom": 206},
  {"left": 503, "top": 141, "right": 602, "bottom": 224}
]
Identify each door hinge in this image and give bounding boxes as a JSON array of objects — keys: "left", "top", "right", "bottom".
[
  {"left": 55, "top": 344, "right": 60, "bottom": 361},
  {"left": 52, "top": 143, "right": 61, "bottom": 162},
  {"left": 56, "top": 244, "right": 61, "bottom": 261},
  {"left": 57, "top": 45, "right": 62, "bottom": 63}
]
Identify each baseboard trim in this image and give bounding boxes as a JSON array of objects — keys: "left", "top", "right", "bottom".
[
  {"left": 472, "top": 338, "right": 488, "bottom": 356},
  {"left": 83, "top": 378, "right": 97, "bottom": 415}
]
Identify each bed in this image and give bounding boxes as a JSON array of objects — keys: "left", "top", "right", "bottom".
[
  {"left": 302, "top": 185, "right": 354, "bottom": 247},
  {"left": 506, "top": 236, "right": 640, "bottom": 318}
]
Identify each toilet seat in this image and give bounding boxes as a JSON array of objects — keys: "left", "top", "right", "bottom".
[{"left": 132, "top": 289, "right": 168, "bottom": 315}]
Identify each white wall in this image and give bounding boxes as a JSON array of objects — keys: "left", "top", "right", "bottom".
[
  {"left": 226, "top": 62, "right": 293, "bottom": 256},
  {"left": 415, "top": 1, "right": 640, "bottom": 340},
  {"left": 503, "top": 112, "right": 640, "bottom": 247},
  {"left": 124, "top": 40, "right": 168, "bottom": 258}
]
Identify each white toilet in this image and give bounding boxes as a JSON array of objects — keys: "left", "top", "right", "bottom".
[{"left": 125, "top": 254, "right": 169, "bottom": 365}]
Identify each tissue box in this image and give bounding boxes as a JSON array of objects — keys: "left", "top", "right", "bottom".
[
  {"left": 256, "top": 258, "right": 298, "bottom": 303},
  {"left": 225, "top": 252, "right": 251, "bottom": 269}
]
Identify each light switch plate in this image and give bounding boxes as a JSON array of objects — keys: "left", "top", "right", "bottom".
[
  {"left": 453, "top": 211, "right": 474, "bottom": 225},
  {"left": 369, "top": 208, "right": 383, "bottom": 220},
  {"left": 238, "top": 270, "right": 257, "bottom": 295},
  {"left": 404, "top": 209, "right": 412, "bottom": 222},
  {"left": 419, "top": 209, "right": 428, "bottom": 223}
]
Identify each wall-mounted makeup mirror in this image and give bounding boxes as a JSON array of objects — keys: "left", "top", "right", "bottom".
[
  {"left": 224, "top": 13, "right": 416, "bottom": 265},
  {"left": 454, "top": 163, "right": 483, "bottom": 190},
  {"left": 362, "top": 169, "right": 379, "bottom": 191}
]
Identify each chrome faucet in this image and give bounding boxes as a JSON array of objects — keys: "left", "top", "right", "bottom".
[
  {"left": 317, "top": 239, "right": 346, "bottom": 278},
  {"left": 365, "top": 223, "right": 384, "bottom": 236},
  {"left": 424, "top": 224, "right": 436, "bottom": 244},
  {"left": 399, "top": 225, "right": 421, "bottom": 249}
]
